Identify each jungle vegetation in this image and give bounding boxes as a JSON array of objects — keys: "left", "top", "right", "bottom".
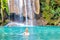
[
  {"left": 0, "top": 0, "right": 9, "bottom": 26},
  {"left": 0, "top": 0, "right": 60, "bottom": 26},
  {"left": 40, "top": 0, "right": 60, "bottom": 25}
]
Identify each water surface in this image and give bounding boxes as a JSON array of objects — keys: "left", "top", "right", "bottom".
[{"left": 0, "top": 26, "right": 60, "bottom": 40}]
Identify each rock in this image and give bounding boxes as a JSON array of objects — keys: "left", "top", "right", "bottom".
[
  {"left": 37, "top": 17, "right": 48, "bottom": 25},
  {"left": 35, "top": 0, "right": 40, "bottom": 15},
  {"left": 9, "top": 0, "right": 40, "bottom": 19},
  {"left": 58, "top": 23, "right": 60, "bottom": 26},
  {"left": 9, "top": 0, "right": 21, "bottom": 14}
]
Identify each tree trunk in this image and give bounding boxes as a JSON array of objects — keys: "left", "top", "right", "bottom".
[{"left": 1, "top": 0, "right": 3, "bottom": 25}]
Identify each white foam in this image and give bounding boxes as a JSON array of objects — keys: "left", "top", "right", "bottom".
[{"left": 6, "top": 22, "right": 34, "bottom": 27}]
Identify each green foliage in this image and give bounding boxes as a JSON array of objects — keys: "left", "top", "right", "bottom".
[
  {"left": 0, "top": 0, "right": 60, "bottom": 26},
  {"left": 0, "top": 0, "right": 9, "bottom": 26},
  {"left": 41, "top": 0, "right": 60, "bottom": 25},
  {"left": 2, "top": 0, "right": 9, "bottom": 15}
]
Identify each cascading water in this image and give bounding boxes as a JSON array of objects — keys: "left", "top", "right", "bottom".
[
  {"left": 27, "top": 0, "right": 33, "bottom": 26},
  {"left": 24, "top": 0, "right": 34, "bottom": 26},
  {"left": 7, "top": 0, "right": 36, "bottom": 27},
  {"left": 23, "top": 0, "right": 28, "bottom": 26},
  {"left": 18, "top": 0, "right": 23, "bottom": 22}
]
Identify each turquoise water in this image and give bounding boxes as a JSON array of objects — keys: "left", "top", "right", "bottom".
[{"left": 0, "top": 26, "right": 60, "bottom": 40}]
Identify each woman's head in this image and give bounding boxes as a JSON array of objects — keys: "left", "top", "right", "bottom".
[{"left": 25, "top": 28, "right": 28, "bottom": 33}]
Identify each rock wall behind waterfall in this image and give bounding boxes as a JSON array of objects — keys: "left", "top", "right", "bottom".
[
  {"left": 8, "top": 0, "right": 40, "bottom": 15},
  {"left": 35, "top": 0, "right": 40, "bottom": 15},
  {"left": 8, "top": 0, "right": 40, "bottom": 25}
]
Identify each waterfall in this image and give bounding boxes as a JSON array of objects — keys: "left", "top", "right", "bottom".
[
  {"left": 18, "top": 0, "right": 23, "bottom": 22},
  {"left": 27, "top": 0, "right": 33, "bottom": 26},
  {"left": 23, "top": 0, "right": 28, "bottom": 26},
  {"left": 32, "top": 0, "right": 36, "bottom": 13},
  {"left": 24, "top": 0, "right": 33, "bottom": 26},
  {"left": 7, "top": 0, "right": 35, "bottom": 26}
]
